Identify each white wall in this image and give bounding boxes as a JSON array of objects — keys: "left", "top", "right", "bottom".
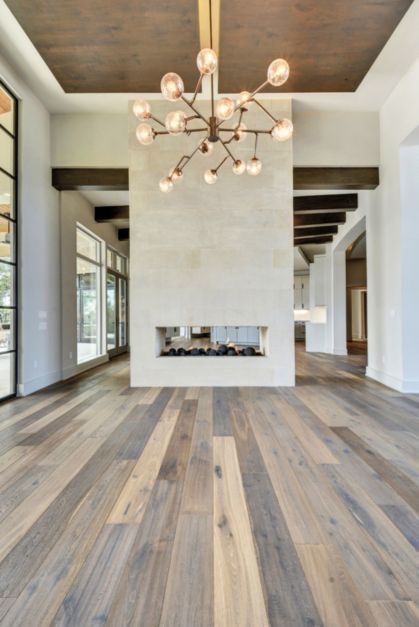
[
  {"left": 0, "top": 54, "right": 61, "bottom": 395},
  {"left": 51, "top": 114, "right": 128, "bottom": 167},
  {"left": 51, "top": 110, "right": 380, "bottom": 169},
  {"left": 129, "top": 100, "right": 295, "bottom": 386},
  {"left": 367, "top": 57, "right": 419, "bottom": 392},
  {"left": 287, "top": 110, "right": 379, "bottom": 166},
  {"left": 60, "top": 191, "right": 128, "bottom": 379}
]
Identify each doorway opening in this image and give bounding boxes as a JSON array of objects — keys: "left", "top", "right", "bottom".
[{"left": 346, "top": 231, "right": 367, "bottom": 356}]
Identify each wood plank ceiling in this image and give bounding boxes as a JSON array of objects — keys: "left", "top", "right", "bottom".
[
  {"left": 5, "top": 0, "right": 414, "bottom": 93},
  {"left": 4, "top": 1, "right": 200, "bottom": 93},
  {"left": 219, "top": 0, "right": 414, "bottom": 93}
]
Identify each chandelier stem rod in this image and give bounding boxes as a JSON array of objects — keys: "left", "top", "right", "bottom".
[
  {"left": 185, "top": 127, "right": 210, "bottom": 133},
  {"left": 181, "top": 95, "right": 209, "bottom": 126},
  {"left": 215, "top": 155, "right": 229, "bottom": 173},
  {"left": 220, "top": 140, "right": 235, "bottom": 161},
  {"left": 174, "top": 137, "right": 208, "bottom": 173},
  {"left": 219, "top": 128, "right": 271, "bottom": 134},
  {"left": 216, "top": 79, "right": 269, "bottom": 132},
  {"left": 150, "top": 115, "right": 166, "bottom": 128},
  {"left": 190, "top": 74, "right": 203, "bottom": 105},
  {"left": 254, "top": 132, "right": 259, "bottom": 157},
  {"left": 253, "top": 99, "right": 277, "bottom": 123}
]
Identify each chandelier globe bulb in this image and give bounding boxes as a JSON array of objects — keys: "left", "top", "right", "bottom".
[
  {"left": 197, "top": 48, "right": 218, "bottom": 75},
  {"left": 161, "top": 72, "right": 184, "bottom": 101},
  {"left": 136, "top": 123, "right": 155, "bottom": 145},
  {"left": 133, "top": 99, "right": 151, "bottom": 120},
  {"left": 159, "top": 176, "right": 174, "bottom": 193},
  {"left": 204, "top": 169, "right": 218, "bottom": 184},
  {"left": 271, "top": 118, "right": 293, "bottom": 141},
  {"left": 267, "top": 58, "right": 290, "bottom": 87},
  {"left": 247, "top": 157, "right": 262, "bottom": 176}
]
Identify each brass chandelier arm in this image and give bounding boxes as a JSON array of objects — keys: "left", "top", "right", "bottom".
[
  {"left": 216, "top": 78, "right": 271, "bottom": 130},
  {"left": 214, "top": 155, "right": 229, "bottom": 173},
  {"left": 150, "top": 115, "right": 166, "bottom": 128},
  {"left": 253, "top": 99, "right": 277, "bottom": 123},
  {"left": 220, "top": 140, "right": 236, "bottom": 162},
  {"left": 181, "top": 95, "right": 209, "bottom": 127},
  {"left": 218, "top": 128, "right": 271, "bottom": 134},
  {"left": 190, "top": 74, "right": 204, "bottom": 105},
  {"left": 185, "top": 127, "right": 210, "bottom": 134},
  {"left": 170, "top": 137, "right": 208, "bottom": 175}
]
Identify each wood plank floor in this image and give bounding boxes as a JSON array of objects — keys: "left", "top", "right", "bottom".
[{"left": 0, "top": 346, "right": 418, "bottom": 626}]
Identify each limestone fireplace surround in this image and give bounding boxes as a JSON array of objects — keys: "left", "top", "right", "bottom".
[{"left": 129, "top": 99, "right": 295, "bottom": 387}]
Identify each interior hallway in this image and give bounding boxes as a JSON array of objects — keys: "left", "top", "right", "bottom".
[{"left": 0, "top": 347, "right": 418, "bottom": 626}]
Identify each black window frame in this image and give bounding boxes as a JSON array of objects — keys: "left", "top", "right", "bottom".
[{"left": 0, "top": 78, "right": 18, "bottom": 401}]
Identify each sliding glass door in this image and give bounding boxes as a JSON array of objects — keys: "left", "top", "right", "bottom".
[
  {"left": 0, "top": 81, "right": 17, "bottom": 399},
  {"left": 106, "top": 249, "right": 128, "bottom": 356}
]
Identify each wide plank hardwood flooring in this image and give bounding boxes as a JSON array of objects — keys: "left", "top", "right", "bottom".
[{"left": 0, "top": 347, "right": 418, "bottom": 626}]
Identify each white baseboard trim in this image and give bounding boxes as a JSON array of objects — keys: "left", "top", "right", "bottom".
[
  {"left": 17, "top": 369, "right": 62, "bottom": 396},
  {"left": 62, "top": 354, "right": 109, "bottom": 381},
  {"left": 366, "top": 366, "right": 419, "bottom": 394},
  {"left": 18, "top": 354, "right": 110, "bottom": 396}
]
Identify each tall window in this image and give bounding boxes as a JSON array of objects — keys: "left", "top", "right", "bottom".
[
  {"left": 106, "top": 247, "right": 128, "bottom": 356},
  {"left": 0, "top": 81, "right": 17, "bottom": 399},
  {"left": 76, "top": 227, "right": 103, "bottom": 364}
]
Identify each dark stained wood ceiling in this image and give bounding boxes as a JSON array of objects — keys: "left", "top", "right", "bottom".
[
  {"left": 219, "top": 0, "right": 413, "bottom": 93},
  {"left": 4, "top": 0, "right": 200, "bottom": 93},
  {"left": 4, "top": 0, "right": 413, "bottom": 94}
]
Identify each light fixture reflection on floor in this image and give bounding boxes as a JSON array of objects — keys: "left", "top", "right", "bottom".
[{"left": 133, "top": 0, "right": 293, "bottom": 192}]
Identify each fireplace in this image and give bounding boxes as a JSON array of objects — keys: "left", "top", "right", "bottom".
[
  {"left": 158, "top": 326, "right": 267, "bottom": 357},
  {"left": 129, "top": 98, "right": 295, "bottom": 387}
]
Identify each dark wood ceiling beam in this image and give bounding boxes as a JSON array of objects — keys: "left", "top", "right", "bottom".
[
  {"left": 52, "top": 167, "right": 378, "bottom": 192},
  {"left": 294, "top": 168, "right": 379, "bottom": 190},
  {"left": 118, "top": 228, "right": 129, "bottom": 241},
  {"left": 294, "top": 236, "right": 334, "bottom": 246},
  {"left": 294, "top": 212, "right": 346, "bottom": 228},
  {"left": 294, "top": 225, "right": 339, "bottom": 238},
  {"left": 293, "top": 193, "right": 358, "bottom": 213},
  {"left": 52, "top": 168, "right": 129, "bottom": 191},
  {"left": 95, "top": 206, "right": 129, "bottom": 222}
]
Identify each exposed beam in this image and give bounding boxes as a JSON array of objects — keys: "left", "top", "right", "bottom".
[
  {"left": 294, "top": 168, "right": 379, "bottom": 190},
  {"left": 95, "top": 206, "right": 129, "bottom": 222},
  {"left": 297, "top": 246, "right": 312, "bottom": 266},
  {"left": 118, "top": 228, "right": 129, "bottom": 241},
  {"left": 294, "top": 236, "right": 334, "bottom": 246},
  {"left": 52, "top": 167, "right": 378, "bottom": 192},
  {"left": 294, "top": 225, "right": 339, "bottom": 238},
  {"left": 293, "top": 193, "right": 358, "bottom": 213},
  {"left": 294, "top": 212, "right": 346, "bottom": 228},
  {"left": 52, "top": 168, "right": 129, "bottom": 191}
]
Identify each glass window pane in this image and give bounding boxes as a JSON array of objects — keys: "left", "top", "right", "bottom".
[
  {"left": 0, "top": 171, "right": 14, "bottom": 219},
  {"left": 0, "top": 86, "right": 15, "bottom": 135},
  {"left": 116, "top": 254, "right": 123, "bottom": 273},
  {"left": 77, "top": 228, "right": 100, "bottom": 262},
  {"left": 119, "top": 278, "right": 127, "bottom": 346},
  {"left": 107, "top": 273, "right": 116, "bottom": 351},
  {"left": 0, "top": 352, "right": 15, "bottom": 398},
  {"left": 107, "top": 248, "right": 113, "bottom": 268},
  {"left": 77, "top": 257, "right": 101, "bottom": 363},
  {"left": 0, "top": 262, "right": 14, "bottom": 306},
  {"left": 0, "top": 128, "right": 14, "bottom": 176},
  {"left": 0, "top": 217, "right": 14, "bottom": 262},
  {"left": 0, "top": 309, "right": 15, "bottom": 352}
]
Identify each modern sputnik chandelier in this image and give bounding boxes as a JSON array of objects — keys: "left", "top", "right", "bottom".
[{"left": 133, "top": 0, "right": 293, "bottom": 192}]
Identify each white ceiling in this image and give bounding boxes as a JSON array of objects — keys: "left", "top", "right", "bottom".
[
  {"left": 81, "top": 191, "right": 129, "bottom": 207},
  {"left": 1, "top": 0, "right": 419, "bottom": 114}
]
